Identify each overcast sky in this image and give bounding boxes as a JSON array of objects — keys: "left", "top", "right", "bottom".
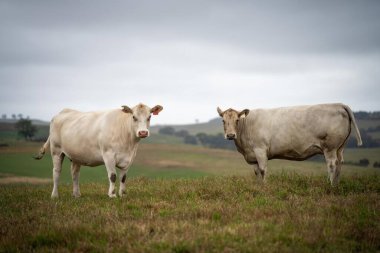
[{"left": 1, "top": 0, "right": 379, "bottom": 125}]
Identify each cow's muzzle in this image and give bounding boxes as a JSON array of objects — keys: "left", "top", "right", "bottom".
[
  {"left": 226, "top": 133, "right": 236, "bottom": 140},
  {"left": 138, "top": 130, "right": 149, "bottom": 138}
]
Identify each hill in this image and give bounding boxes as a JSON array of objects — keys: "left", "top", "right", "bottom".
[
  {"left": 0, "top": 118, "right": 49, "bottom": 126},
  {"left": 151, "top": 118, "right": 222, "bottom": 135}
]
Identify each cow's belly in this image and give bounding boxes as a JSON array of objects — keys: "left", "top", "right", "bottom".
[
  {"left": 63, "top": 147, "right": 104, "bottom": 166},
  {"left": 269, "top": 144, "right": 323, "bottom": 161}
]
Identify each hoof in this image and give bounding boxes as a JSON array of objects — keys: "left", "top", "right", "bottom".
[
  {"left": 73, "top": 192, "right": 81, "bottom": 198},
  {"left": 51, "top": 193, "right": 59, "bottom": 199},
  {"left": 108, "top": 193, "right": 117, "bottom": 198},
  {"left": 119, "top": 190, "right": 126, "bottom": 197}
]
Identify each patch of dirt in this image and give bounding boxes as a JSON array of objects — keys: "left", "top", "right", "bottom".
[
  {"left": 0, "top": 173, "right": 51, "bottom": 184},
  {"left": 145, "top": 159, "right": 195, "bottom": 169}
]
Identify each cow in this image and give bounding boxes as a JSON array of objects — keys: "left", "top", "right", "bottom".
[
  {"left": 217, "top": 103, "right": 362, "bottom": 185},
  {"left": 34, "top": 103, "right": 163, "bottom": 198}
]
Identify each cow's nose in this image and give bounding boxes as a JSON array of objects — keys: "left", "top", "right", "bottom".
[
  {"left": 138, "top": 131, "right": 149, "bottom": 138},
  {"left": 226, "top": 133, "right": 236, "bottom": 140}
]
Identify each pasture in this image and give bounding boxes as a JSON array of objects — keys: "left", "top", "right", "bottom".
[{"left": 0, "top": 142, "right": 380, "bottom": 252}]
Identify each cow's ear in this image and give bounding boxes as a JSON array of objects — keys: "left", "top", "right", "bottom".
[
  {"left": 121, "top": 105, "right": 133, "bottom": 114},
  {"left": 151, "top": 105, "right": 163, "bottom": 115},
  {"left": 217, "top": 107, "right": 224, "bottom": 117},
  {"left": 238, "top": 109, "right": 249, "bottom": 118}
]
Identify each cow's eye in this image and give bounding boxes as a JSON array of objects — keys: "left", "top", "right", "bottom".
[
  {"left": 133, "top": 116, "right": 138, "bottom": 122},
  {"left": 222, "top": 120, "right": 225, "bottom": 124},
  {"left": 147, "top": 116, "right": 151, "bottom": 121},
  {"left": 236, "top": 119, "right": 239, "bottom": 123}
]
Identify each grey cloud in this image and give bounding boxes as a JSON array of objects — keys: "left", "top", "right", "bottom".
[
  {"left": 2, "top": 0, "right": 380, "bottom": 59},
  {"left": 0, "top": 0, "right": 379, "bottom": 124}
]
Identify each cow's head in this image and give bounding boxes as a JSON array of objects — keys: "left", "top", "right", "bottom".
[
  {"left": 217, "top": 107, "right": 249, "bottom": 140},
  {"left": 122, "top": 103, "right": 163, "bottom": 138}
]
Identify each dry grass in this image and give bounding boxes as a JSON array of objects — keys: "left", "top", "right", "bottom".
[{"left": 0, "top": 174, "right": 379, "bottom": 252}]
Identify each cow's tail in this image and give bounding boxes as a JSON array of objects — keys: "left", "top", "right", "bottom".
[
  {"left": 34, "top": 136, "right": 50, "bottom": 160},
  {"left": 342, "top": 104, "right": 362, "bottom": 146}
]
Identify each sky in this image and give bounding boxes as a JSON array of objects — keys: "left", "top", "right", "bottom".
[{"left": 1, "top": 0, "right": 379, "bottom": 125}]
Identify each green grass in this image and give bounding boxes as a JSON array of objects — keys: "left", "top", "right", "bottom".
[
  {"left": 0, "top": 153, "right": 209, "bottom": 183},
  {"left": 0, "top": 142, "right": 380, "bottom": 252},
  {"left": 0, "top": 175, "right": 379, "bottom": 252}
]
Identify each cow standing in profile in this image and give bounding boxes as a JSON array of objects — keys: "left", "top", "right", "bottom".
[
  {"left": 217, "top": 103, "right": 362, "bottom": 185},
  {"left": 35, "top": 103, "right": 163, "bottom": 198}
]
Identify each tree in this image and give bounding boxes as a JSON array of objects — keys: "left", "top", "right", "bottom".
[
  {"left": 15, "top": 119, "right": 37, "bottom": 141},
  {"left": 358, "top": 158, "right": 369, "bottom": 167},
  {"left": 196, "top": 132, "right": 235, "bottom": 150},
  {"left": 158, "top": 126, "right": 175, "bottom": 135},
  {"left": 174, "top": 129, "right": 189, "bottom": 138},
  {"left": 184, "top": 135, "right": 198, "bottom": 145},
  {"left": 11, "top": 114, "right": 16, "bottom": 120},
  {"left": 1, "top": 114, "right": 6, "bottom": 120}
]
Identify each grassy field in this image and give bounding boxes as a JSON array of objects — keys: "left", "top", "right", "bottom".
[
  {"left": 0, "top": 142, "right": 380, "bottom": 252},
  {"left": 0, "top": 175, "right": 379, "bottom": 252}
]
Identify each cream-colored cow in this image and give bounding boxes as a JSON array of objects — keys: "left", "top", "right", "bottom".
[
  {"left": 35, "top": 103, "right": 163, "bottom": 198},
  {"left": 217, "top": 103, "right": 362, "bottom": 185}
]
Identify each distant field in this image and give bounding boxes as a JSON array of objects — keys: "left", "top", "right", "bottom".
[{"left": 0, "top": 142, "right": 379, "bottom": 184}]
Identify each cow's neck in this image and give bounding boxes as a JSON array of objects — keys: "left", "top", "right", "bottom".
[
  {"left": 116, "top": 114, "right": 140, "bottom": 147},
  {"left": 234, "top": 120, "right": 247, "bottom": 153}
]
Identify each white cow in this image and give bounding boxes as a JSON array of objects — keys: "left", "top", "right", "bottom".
[
  {"left": 35, "top": 103, "right": 163, "bottom": 198},
  {"left": 217, "top": 103, "right": 362, "bottom": 185}
]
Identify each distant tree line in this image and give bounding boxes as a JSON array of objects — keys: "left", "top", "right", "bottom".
[
  {"left": 345, "top": 158, "right": 380, "bottom": 168},
  {"left": 353, "top": 111, "right": 380, "bottom": 120},
  {"left": 346, "top": 128, "right": 380, "bottom": 148},
  {"left": 1, "top": 113, "right": 28, "bottom": 120},
  {"left": 158, "top": 126, "right": 236, "bottom": 149},
  {"left": 158, "top": 127, "right": 198, "bottom": 145},
  {"left": 195, "top": 133, "right": 235, "bottom": 150}
]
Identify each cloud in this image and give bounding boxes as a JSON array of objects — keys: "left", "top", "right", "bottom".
[{"left": 0, "top": 0, "right": 379, "bottom": 124}]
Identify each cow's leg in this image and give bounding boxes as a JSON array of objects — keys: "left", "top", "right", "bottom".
[
  {"left": 119, "top": 168, "right": 128, "bottom": 197},
  {"left": 71, "top": 162, "right": 81, "bottom": 197},
  {"left": 104, "top": 155, "right": 117, "bottom": 198},
  {"left": 337, "top": 147, "right": 344, "bottom": 164},
  {"left": 253, "top": 165, "right": 263, "bottom": 182},
  {"left": 254, "top": 149, "right": 268, "bottom": 182},
  {"left": 51, "top": 153, "right": 65, "bottom": 198},
  {"left": 335, "top": 146, "right": 345, "bottom": 185},
  {"left": 324, "top": 149, "right": 339, "bottom": 186}
]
